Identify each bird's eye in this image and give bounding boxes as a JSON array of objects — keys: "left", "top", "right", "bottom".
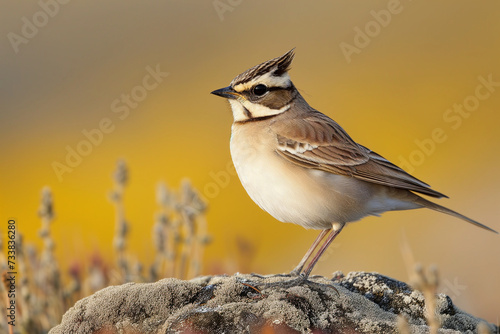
[{"left": 253, "top": 84, "right": 268, "bottom": 96}]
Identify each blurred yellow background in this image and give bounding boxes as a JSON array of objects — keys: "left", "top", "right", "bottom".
[{"left": 1, "top": 0, "right": 499, "bottom": 322}]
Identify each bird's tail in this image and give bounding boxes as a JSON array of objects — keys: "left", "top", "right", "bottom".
[{"left": 413, "top": 196, "right": 498, "bottom": 234}]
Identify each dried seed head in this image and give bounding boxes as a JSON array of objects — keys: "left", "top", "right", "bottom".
[
  {"left": 411, "top": 263, "right": 424, "bottom": 289},
  {"left": 156, "top": 212, "right": 169, "bottom": 226},
  {"left": 477, "top": 322, "right": 492, "bottom": 334},
  {"left": 156, "top": 182, "right": 172, "bottom": 207},
  {"left": 200, "top": 235, "right": 213, "bottom": 245},
  {"left": 113, "top": 236, "right": 125, "bottom": 251},
  {"left": 152, "top": 222, "right": 166, "bottom": 251},
  {"left": 38, "top": 186, "right": 54, "bottom": 220},
  {"left": 428, "top": 265, "right": 439, "bottom": 288},
  {"left": 39, "top": 227, "right": 50, "bottom": 238},
  {"left": 113, "top": 159, "right": 128, "bottom": 186},
  {"left": 108, "top": 190, "right": 121, "bottom": 202},
  {"left": 44, "top": 238, "right": 55, "bottom": 251},
  {"left": 180, "top": 179, "right": 207, "bottom": 213},
  {"left": 116, "top": 219, "right": 129, "bottom": 238},
  {"left": 397, "top": 314, "right": 411, "bottom": 334}
]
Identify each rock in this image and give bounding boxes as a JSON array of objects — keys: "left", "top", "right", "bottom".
[{"left": 49, "top": 272, "right": 497, "bottom": 334}]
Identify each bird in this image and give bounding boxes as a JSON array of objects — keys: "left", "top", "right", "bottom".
[{"left": 211, "top": 49, "right": 497, "bottom": 279}]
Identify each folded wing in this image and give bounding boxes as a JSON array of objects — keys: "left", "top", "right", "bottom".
[{"left": 272, "top": 111, "right": 447, "bottom": 198}]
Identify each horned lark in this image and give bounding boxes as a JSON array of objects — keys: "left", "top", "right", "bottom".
[{"left": 211, "top": 49, "right": 497, "bottom": 278}]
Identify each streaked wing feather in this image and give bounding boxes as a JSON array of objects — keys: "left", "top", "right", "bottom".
[{"left": 272, "top": 112, "right": 446, "bottom": 198}]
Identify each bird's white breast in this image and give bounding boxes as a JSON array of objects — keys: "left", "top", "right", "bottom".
[
  {"left": 230, "top": 122, "right": 419, "bottom": 229},
  {"left": 231, "top": 123, "right": 359, "bottom": 229}
]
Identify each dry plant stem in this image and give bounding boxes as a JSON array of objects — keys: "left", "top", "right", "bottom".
[
  {"left": 193, "top": 214, "right": 209, "bottom": 277},
  {"left": 477, "top": 322, "right": 492, "bottom": 334},
  {"left": 111, "top": 160, "right": 130, "bottom": 282},
  {"left": 157, "top": 186, "right": 170, "bottom": 279},
  {"left": 177, "top": 180, "right": 209, "bottom": 279},
  {"left": 397, "top": 314, "right": 411, "bottom": 334},
  {"left": 151, "top": 214, "right": 165, "bottom": 281},
  {"left": 38, "top": 187, "right": 65, "bottom": 327},
  {"left": 160, "top": 217, "right": 178, "bottom": 279},
  {"left": 171, "top": 219, "right": 182, "bottom": 277},
  {"left": 155, "top": 182, "right": 180, "bottom": 279},
  {"left": 160, "top": 216, "right": 169, "bottom": 278},
  {"left": 413, "top": 264, "right": 440, "bottom": 334},
  {"left": 114, "top": 184, "right": 127, "bottom": 278},
  {"left": 19, "top": 238, "right": 41, "bottom": 332},
  {"left": 166, "top": 212, "right": 178, "bottom": 278},
  {"left": 401, "top": 236, "right": 440, "bottom": 334},
  {"left": 178, "top": 182, "right": 192, "bottom": 279},
  {"left": 177, "top": 218, "right": 191, "bottom": 280},
  {"left": 183, "top": 210, "right": 197, "bottom": 279}
]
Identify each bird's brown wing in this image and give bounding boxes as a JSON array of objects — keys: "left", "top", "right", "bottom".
[{"left": 271, "top": 111, "right": 446, "bottom": 198}]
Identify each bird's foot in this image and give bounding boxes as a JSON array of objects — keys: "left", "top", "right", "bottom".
[
  {"left": 255, "top": 274, "right": 308, "bottom": 289},
  {"left": 239, "top": 273, "right": 339, "bottom": 296},
  {"left": 250, "top": 272, "right": 292, "bottom": 279}
]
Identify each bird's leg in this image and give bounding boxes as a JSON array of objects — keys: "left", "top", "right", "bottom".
[
  {"left": 243, "top": 224, "right": 344, "bottom": 291},
  {"left": 302, "top": 222, "right": 345, "bottom": 278},
  {"left": 290, "top": 228, "right": 331, "bottom": 276}
]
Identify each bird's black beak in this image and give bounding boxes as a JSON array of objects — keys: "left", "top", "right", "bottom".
[{"left": 211, "top": 86, "right": 240, "bottom": 100}]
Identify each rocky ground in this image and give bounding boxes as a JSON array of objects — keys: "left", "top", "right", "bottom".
[{"left": 49, "top": 271, "right": 497, "bottom": 334}]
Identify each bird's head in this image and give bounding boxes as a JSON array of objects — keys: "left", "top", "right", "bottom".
[{"left": 211, "top": 49, "right": 299, "bottom": 122}]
